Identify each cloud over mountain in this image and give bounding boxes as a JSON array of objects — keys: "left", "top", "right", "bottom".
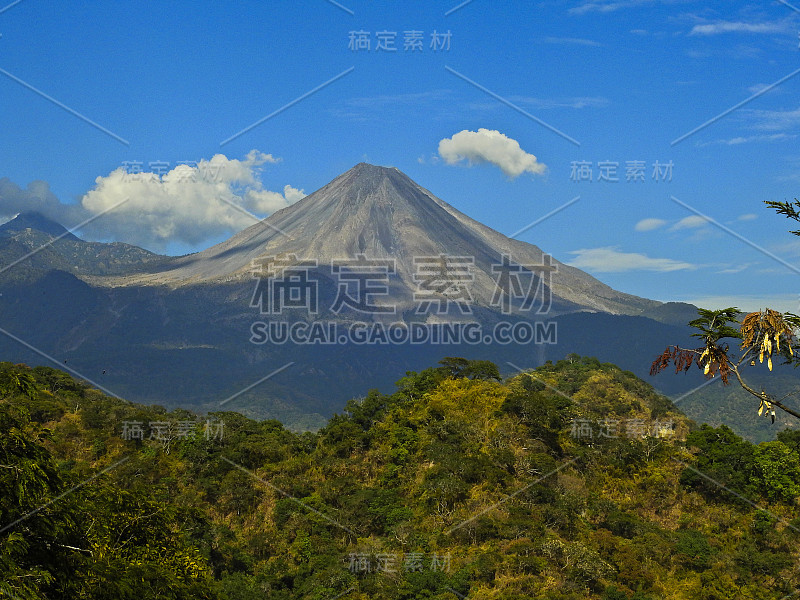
[
  {"left": 0, "top": 178, "right": 83, "bottom": 227},
  {"left": 0, "top": 151, "right": 305, "bottom": 253},
  {"left": 438, "top": 129, "right": 546, "bottom": 178}
]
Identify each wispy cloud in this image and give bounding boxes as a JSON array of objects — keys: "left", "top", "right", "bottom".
[
  {"left": 569, "top": 0, "right": 658, "bottom": 15},
  {"left": 747, "top": 106, "right": 800, "bottom": 132},
  {"left": 469, "top": 95, "right": 610, "bottom": 112},
  {"left": 770, "top": 239, "right": 800, "bottom": 258},
  {"left": 669, "top": 215, "right": 710, "bottom": 231},
  {"left": 689, "top": 20, "right": 791, "bottom": 36},
  {"left": 700, "top": 133, "right": 797, "bottom": 146},
  {"left": 542, "top": 36, "right": 602, "bottom": 47},
  {"left": 329, "top": 90, "right": 455, "bottom": 121},
  {"left": 634, "top": 218, "right": 667, "bottom": 232},
  {"left": 567, "top": 246, "right": 694, "bottom": 273},
  {"left": 637, "top": 215, "right": 747, "bottom": 235},
  {"left": 748, "top": 83, "right": 774, "bottom": 94},
  {"left": 717, "top": 262, "right": 756, "bottom": 274}
]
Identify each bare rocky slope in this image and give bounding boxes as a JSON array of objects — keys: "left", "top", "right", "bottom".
[{"left": 107, "top": 163, "right": 658, "bottom": 317}]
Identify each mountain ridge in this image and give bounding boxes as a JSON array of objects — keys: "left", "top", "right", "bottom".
[
  {"left": 90, "top": 163, "right": 659, "bottom": 317},
  {"left": 0, "top": 211, "right": 166, "bottom": 279},
  {"left": 0, "top": 163, "right": 709, "bottom": 427}
]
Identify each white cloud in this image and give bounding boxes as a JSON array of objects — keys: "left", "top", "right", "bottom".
[
  {"left": 542, "top": 36, "right": 602, "bottom": 47},
  {"left": 717, "top": 262, "right": 755, "bottom": 274},
  {"left": 468, "top": 96, "right": 609, "bottom": 112},
  {"left": 79, "top": 151, "right": 305, "bottom": 251},
  {"left": 281, "top": 184, "right": 306, "bottom": 204},
  {"left": 567, "top": 246, "right": 694, "bottom": 273},
  {"left": 700, "top": 133, "right": 796, "bottom": 146},
  {"left": 689, "top": 21, "right": 789, "bottom": 36},
  {"left": 569, "top": 0, "right": 657, "bottom": 15},
  {"left": 516, "top": 96, "right": 609, "bottom": 110},
  {"left": 737, "top": 213, "right": 758, "bottom": 222},
  {"left": 635, "top": 218, "right": 667, "bottom": 232},
  {"left": 747, "top": 83, "right": 771, "bottom": 94},
  {"left": 438, "top": 129, "right": 546, "bottom": 178},
  {"left": 748, "top": 107, "right": 800, "bottom": 132},
  {"left": 669, "top": 215, "right": 709, "bottom": 231}
]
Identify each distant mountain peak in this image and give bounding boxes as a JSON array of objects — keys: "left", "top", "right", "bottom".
[
  {"left": 0, "top": 211, "right": 79, "bottom": 241},
  {"left": 351, "top": 162, "right": 398, "bottom": 172},
  {"left": 327, "top": 162, "right": 422, "bottom": 206}
]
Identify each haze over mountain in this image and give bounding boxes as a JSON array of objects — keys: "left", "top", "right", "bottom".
[
  {"left": 0, "top": 163, "right": 708, "bottom": 429},
  {"left": 0, "top": 210, "right": 80, "bottom": 241}
]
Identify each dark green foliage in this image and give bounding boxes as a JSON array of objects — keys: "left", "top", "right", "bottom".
[
  {"left": 765, "top": 198, "right": 800, "bottom": 236},
  {"left": 680, "top": 424, "right": 758, "bottom": 503},
  {"left": 599, "top": 504, "right": 641, "bottom": 539},
  {"left": 437, "top": 356, "right": 501, "bottom": 381},
  {"left": 681, "top": 424, "right": 800, "bottom": 505},
  {"left": 501, "top": 380, "right": 572, "bottom": 455},
  {"left": 688, "top": 308, "right": 743, "bottom": 344},
  {"left": 395, "top": 356, "right": 501, "bottom": 401},
  {"left": 751, "top": 441, "right": 800, "bottom": 502},
  {"left": 0, "top": 363, "right": 37, "bottom": 399},
  {"left": 675, "top": 529, "right": 714, "bottom": 570},
  {"left": 602, "top": 585, "right": 629, "bottom": 600},
  {"left": 776, "top": 427, "right": 800, "bottom": 452}
]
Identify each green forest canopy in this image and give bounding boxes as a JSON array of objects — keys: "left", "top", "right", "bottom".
[{"left": 1, "top": 357, "right": 799, "bottom": 599}]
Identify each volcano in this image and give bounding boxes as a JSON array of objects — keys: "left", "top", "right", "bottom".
[
  {"left": 115, "top": 163, "right": 657, "bottom": 317},
  {"left": 0, "top": 163, "right": 701, "bottom": 427}
]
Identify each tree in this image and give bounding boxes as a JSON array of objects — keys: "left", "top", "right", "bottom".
[
  {"left": 751, "top": 441, "right": 800, "bottom": 502},
  {"left": 437, "top": 357, "right": 501, "bottom": 381},
  {"left": 651, "top": 199, "right": 800, "bottom": 421},
  {"left": 394, "top": 357, "right": 501, "bottom": 401},
  {"left": 0, "top": 363, "right": 36, "bottom": 400},
  {"left": 0, "top": 403, "right": 68, "bottom": 599}
]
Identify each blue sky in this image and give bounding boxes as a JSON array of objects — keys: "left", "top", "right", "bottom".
[{"left": 1, "top": 0, "right": 800, "bottom": 312}]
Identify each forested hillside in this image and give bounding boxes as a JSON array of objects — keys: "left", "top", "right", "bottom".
[{"left": 1, "top": 357, "right": 799, "bottom": 599}]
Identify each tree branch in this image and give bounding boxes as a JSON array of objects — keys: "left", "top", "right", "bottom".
[{"left": 730, "top": 364, "right": 800, "bottom": 420}]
